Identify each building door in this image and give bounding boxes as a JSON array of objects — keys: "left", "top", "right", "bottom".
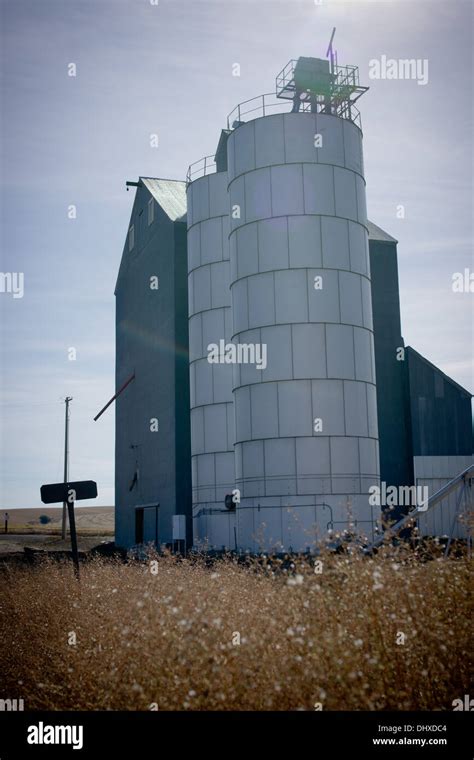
[{"left": 135, "top": 507, "right": 144, "bottom": 544}]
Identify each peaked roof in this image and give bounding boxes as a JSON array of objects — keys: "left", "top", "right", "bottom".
[
  {"left": 141, "top": 177, "right": 187, "bottom": 222},
  {"left": 367, "top": 220, "right": 398, "bottom": 244},
  {"left": 406, "top": 346, "right": 472, "bottom": 398}
]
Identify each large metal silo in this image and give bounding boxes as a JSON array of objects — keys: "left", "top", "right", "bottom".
[
  {"left": 227, "top": 78, "right": 380, "bottom": 551},
  {"left": 187, "top": 168, "right": 236, "bottom": 549}
]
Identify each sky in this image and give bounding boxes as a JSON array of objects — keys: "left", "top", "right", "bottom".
[{"left": 0, "top": 0, "right": 472, "bottom": 509}]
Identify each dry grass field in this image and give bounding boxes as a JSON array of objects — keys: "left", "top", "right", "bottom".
[{"left": 0, "top": 543, "right": 471, "bottom": 711}]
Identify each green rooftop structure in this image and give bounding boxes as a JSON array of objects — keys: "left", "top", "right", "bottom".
[{"left": 276, "top": 55, "right": 368, "bottom": 119}]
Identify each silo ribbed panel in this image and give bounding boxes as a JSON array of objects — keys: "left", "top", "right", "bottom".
[
  {"left": 227, "top": 112, "right": 380, "bottom": 551},
  {"left": 187, "top": 171, "right": 236, "bottom": 549}
]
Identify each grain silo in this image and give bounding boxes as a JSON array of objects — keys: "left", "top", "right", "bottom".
[
  {"left": 186, "top": 55, "right": 382, "bottom": 552},
  {"left": 227, "top": 57, "right": 380, "bottom": 551},
  {"left": 186, "top": 154, "right": 236, "bottom": 549}
]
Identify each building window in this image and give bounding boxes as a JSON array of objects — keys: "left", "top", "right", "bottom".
[
  {"left": 147, "top": 197, "right": 154, "bottom": 226},
  {"left": 128, "top": 224, "right": 135, "bottom": 251}
]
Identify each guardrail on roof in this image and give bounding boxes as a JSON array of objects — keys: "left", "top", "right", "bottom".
[
  {"left": 227, "top": 92, "right": 362, "bottom": 130},
  {"left": 186, "top": 154, "right": 216, "bottom": 185}
]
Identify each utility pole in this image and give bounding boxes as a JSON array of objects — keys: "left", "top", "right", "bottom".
[{"left": 61, "top": 397, "right": 73, "bottom": 539}]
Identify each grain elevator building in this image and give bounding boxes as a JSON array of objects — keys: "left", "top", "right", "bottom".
[{"left": 114, "top": 57, "right": 472, "bottom": 552}]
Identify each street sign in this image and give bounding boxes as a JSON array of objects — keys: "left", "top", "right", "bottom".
[
  {"left": 39, "top": 480, "right": 98, "bottom": 580},
  {"left": 40, "top": 480, "right": 97, "bottom": 505}
]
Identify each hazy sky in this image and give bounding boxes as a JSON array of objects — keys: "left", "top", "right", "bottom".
[{"left": 0, "top": 0, "right": 472, "bottom": 509}]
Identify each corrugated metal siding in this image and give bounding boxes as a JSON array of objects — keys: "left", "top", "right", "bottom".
[
  {"left": 369, "top": 238, "right": 413, "bottom": 492},
  {"left": 414, "top": 455, "right": 472, "bottom": 539},
  {"left": 407, "top": 347, "right": 472, "bottom": 456}
]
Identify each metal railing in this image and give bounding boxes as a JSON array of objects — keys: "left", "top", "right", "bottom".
[
  {"left": 275, "top": 59, "right": 299, "bottom": 97},
  {"left": 187, "top": 80, "right": 365, "bottom": 185},
  {"left": 276, "top": 60, "right": 361, "bottom": 97},
  {"left": 226, "top": 91, "right": 362, "bottom": 131},
  {"left": 186, "top": 154, "right": 216, "bottom": 184},
  {"left": 365, "top": 464, "right": 474, "bottom": 554}
]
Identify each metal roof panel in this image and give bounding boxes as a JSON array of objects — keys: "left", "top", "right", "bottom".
[
  {"left": 367, "top": 220, "right": 398, "bottom": 243},
  {"left": 141, "top": 177, "right": 187, "bottom": 222}
]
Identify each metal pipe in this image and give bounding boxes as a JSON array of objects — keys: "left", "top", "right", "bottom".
[
  {"left": 94, "top": 373, "right": 135, "bottom": 421},
  {"left": 61, "top": 396, "right": 73, "bottom": 539}
]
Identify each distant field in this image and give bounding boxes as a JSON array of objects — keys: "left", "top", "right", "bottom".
[{"left": 0, "top": 507, "right": 114, "bottom": 535}]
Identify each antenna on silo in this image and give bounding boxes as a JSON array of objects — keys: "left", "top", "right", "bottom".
[{"left": 326, "top": 27, "right": 337, "bottom": 74}]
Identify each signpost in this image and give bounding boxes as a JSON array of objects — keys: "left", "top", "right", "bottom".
[{"left": 40, "top": 480, "right": 98, "bottom": 579}]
